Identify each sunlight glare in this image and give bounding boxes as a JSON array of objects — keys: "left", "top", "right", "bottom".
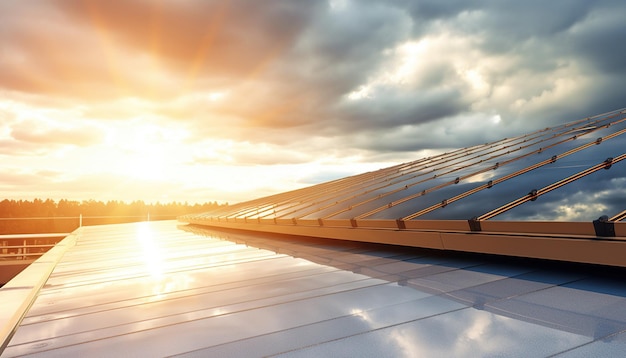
[
  {"left": 104, "top": 118, "right": 190, "bottom": 181},
  {"left": 208, "top": 91, "right": 227, "bottom": 101},
  {"left": 136, "top": 222, "right": 164, "bottom": 280},
  {"left": 463, "top": 69, "right": 489, "bottom": 93},
  {"left": 388, "top": 40, "right": 428, "bottom": 84}
]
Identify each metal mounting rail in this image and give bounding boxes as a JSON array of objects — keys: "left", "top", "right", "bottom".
[{"left": 610, "top": 210, "right": 626, "bottom": 222}]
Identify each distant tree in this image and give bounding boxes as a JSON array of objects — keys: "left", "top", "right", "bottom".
[{"left": 0, "top": 198, "right": 225, "bottom": 234}]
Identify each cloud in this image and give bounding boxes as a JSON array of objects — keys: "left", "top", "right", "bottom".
[
  {"left": 0, "top": 0, "right": 323, "bottom": 100},
  {"left": 187, "top": 140, "right": 313, "bottom": 166},
  {"left": 10, "top": 120, "right": 103, "bottom": 147},
  {"left": 1, "top": 1, "right": 625, "bottom": 203},
  {"left": 0, "top": 171, "right": 50, "bottom": 187},
  {"left": 3, "top": 1, "right": 625, "bottom": 132}
]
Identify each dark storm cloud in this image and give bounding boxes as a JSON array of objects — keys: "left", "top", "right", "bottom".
[
  {"left": 284, "top": 1, "right": 409, "bottom": 88},
  {"left": 1, "top": 0, "right": 625, "bottom": 160},
  {"left": 338, "top": 87, "right": 467, "bottom": 130},
  {"left": 401, "top": 0, "right": 482, "bottom": 21},
  {"left": 455, "top": 0, "right": 626, "bottom": 127},
  {"left": 465, "top": 1, "right": 591, "bottom": 45},
  {"left": 569, "top": 6, "right": 626, "bottom": 74}
]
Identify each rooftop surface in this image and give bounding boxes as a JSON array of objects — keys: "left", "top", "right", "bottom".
[{"left": 2, "top": 220, "right": 626, "bottom": 357}]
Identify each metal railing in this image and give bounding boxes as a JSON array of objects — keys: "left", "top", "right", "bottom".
[{"left": 0, "top": 234, "right": 69, "bottom": 261}]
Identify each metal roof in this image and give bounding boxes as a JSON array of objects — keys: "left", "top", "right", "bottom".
[
  {"left": 2, "top": 220, "right": 626, "bottom": 357},
  {"left": 180, "top": 108, "right": 626, "bottom": 267}
]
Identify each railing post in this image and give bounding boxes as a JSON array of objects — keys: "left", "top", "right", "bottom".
[{"left": 79, "top": 214, "right": 82, "bottom": 228}]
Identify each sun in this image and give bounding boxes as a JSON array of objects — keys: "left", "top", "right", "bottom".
[
  {"left": 103, "top": 118, "right": 188, "bottom": 181},
  {"left": 126, "top": 148, "right": 167, "bottom": 180}
]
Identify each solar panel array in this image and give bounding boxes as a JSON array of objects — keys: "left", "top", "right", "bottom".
[
  {"left": 180, "top": 109, "right": 626, "bottom": 266},
  {"left": 184, "top": 109, "right": 625, "bottom": 223}
]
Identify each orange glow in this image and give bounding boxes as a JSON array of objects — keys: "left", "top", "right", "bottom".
[
  {"left": 0, "top": 1, "right": 409, "bottom": 205},
  {"left": 185, "top": 0, "right": 231, "bottom": 90}
]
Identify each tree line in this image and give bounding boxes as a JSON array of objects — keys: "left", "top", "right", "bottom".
[{"left": 0, "top": 198, "right": 226, "bottom": 234}]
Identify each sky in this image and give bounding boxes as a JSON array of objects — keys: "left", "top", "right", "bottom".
[{"left": 1, "top": 0, "right": 625, "bottom": 205}]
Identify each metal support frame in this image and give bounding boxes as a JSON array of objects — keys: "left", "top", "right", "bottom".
[
  {"left": 611, "top": 210, "right": 626, "bottom": 222},
  {"left": 182, "top": 217, "right": 626, "bottom": 268}
]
